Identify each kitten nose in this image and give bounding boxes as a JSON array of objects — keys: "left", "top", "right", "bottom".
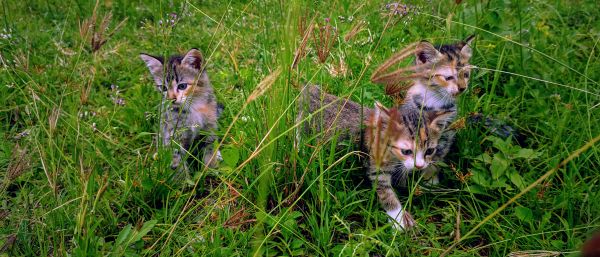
[
  {"left": 167, "top": 92, "right": 177, "bottom": 101},
  {"left": 415, "top": 164, "right": 424, "bottom": 169}
]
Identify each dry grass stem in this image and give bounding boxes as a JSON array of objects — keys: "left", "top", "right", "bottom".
[
  {"left": 507, "top": 250, "right": 560, "bottom": 257},
  {"left": 344, "top": 20, "right": 366, "bottom": 42},
  {"left": 312, "top": 19, "right": 337, "bottom": 63},
  {"left": 292, "top": 17, "right": 315, "bottom": 69},
  {"left": 246, "top": 68, "right": 282, "bottom": 103},
  {"left": 80, "top": 67, "right": 96, "bottom": 105},
  {"left": 7, "top": 143, "right": 30, "bottom": 182},
  {"left": 48, "top": 107, "right": 60, "bottom": 135}
]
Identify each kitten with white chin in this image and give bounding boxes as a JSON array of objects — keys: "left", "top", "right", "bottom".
[
  {"left": 365, "top": 102, "right": 453, "bottom": 230},
  {"left": 404, "top": 36, "right": 475, "bottom": 184},
  {"left": 407, "top": 35, "right": 475, "bottom": 112},
  {"left": 140, "top": 48, "right": 222, "bottom": 172}
]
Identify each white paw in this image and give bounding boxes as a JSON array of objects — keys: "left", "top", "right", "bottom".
[
  {"left": 387, "top": 208, "right": 416, "bottom": 230},
  {"left": 215, "top": 150, "right": 223, "bottom": 162},
  {"left": 171, "top": 153, "right": 181, "bottom": 170}
]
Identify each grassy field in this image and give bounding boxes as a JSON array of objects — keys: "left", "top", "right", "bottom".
[{"left": 1, "top": 0, "right": 600, "bottom": 256}]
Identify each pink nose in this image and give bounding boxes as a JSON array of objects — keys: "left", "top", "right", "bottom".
[{"left": 415, "top": 164, "right": 424, "bottom": 169}]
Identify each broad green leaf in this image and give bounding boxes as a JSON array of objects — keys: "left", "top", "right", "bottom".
[
  {"left": 490, "top": 153, "right": 509, "bottom": 179},
  {"left": 487, "top": 136, "right": 511, "bottom": 155},
  {"left": 509, "top": 170, "right": 526, "bottom": 190},
  {"left": 470, "top": 169, "right": 490, "bottom": 187},
  {"left": 514, "top": 148, "right": 540, "bottom": 159},
  {"left": 515, "top": 206, "right": 533, "bottom": 222},
  {"left": 551, "top": 240, "right": 564, "bottom": 248},
  {"left": 132, "top": 220, "right": 157, "bottom": 242},
  {"left": 478, "top": 153, "right": 492, "bottom": 164},
  {"left": 490, "top": 176, "right": 508, "bottom": 188},
  {"left": 221, "top": 147, "right": 240, "bottom": 167},
  {"left": 116, "top": 224, "right": 133, "bottom": 246},
  {"left": 464, "top": 184, "right": 488, "bottom": 195}
]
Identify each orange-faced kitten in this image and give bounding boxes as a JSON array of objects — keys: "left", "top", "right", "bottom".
[{"left": 365, "top": 103, "right": 453, "bottom": 229}]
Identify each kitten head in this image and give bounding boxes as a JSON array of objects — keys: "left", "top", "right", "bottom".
[
  {"left": 366, "top": 103, "right": 453, "bottom": 171},
  {"left": 140, "top": 48, "right": 209, "bottom": 105},
  {"left": 414, "top": 35, "right": 475, "bottom": 97}
]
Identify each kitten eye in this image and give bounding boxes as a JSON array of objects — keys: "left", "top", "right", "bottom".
[
  {"left": 177, "top": 83, "right": 188, "bottom": 90},
  {"left": 161, "top": 85, "right": 168, "bottom": 91},
  {"left": 401, "top": 149, "right": 413, "bottom": 155},
  {"left": 445, "top": 76, "right": 455, "bottom": 81},
  {"left": 425, "top": 148, "right": 435, "bottom": 156},
  {"left": 463, "top": 72, "right": 470, "bottom": 78}
]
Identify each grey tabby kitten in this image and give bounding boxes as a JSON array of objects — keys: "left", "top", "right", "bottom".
[{"left": 140, "top": 48, "right": 221, "bottom": 170}]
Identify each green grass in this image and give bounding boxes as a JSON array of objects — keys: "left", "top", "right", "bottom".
[{"left": 1, "top": 0, "right": 600, "bottom": 256}]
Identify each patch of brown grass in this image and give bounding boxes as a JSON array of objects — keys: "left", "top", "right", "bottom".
[{"left": 78, "top": 0, "right": 127, "bottom": 53}]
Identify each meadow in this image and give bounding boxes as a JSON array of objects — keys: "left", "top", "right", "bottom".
[{"left": 1, "top": 0, "right": 600, "bottom": 256}]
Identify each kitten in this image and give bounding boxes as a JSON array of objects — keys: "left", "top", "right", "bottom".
[
  {"left": 405, "top": 36, "right": 475, "bottom": 183},
  {"left": 365, "top": 103, "right": 453, "bottom": 229},
  {"left": 297, "top": 85, "right": 452, "bottom": 230},
  {"left": 140, "top": 48, "right": 221, "bottom": 171},
  {"left": 407, "top": 35, "right": 475, "bottom": 112}
]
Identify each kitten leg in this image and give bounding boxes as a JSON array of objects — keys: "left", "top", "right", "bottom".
[
  {"left": 160, "top": 112, "right": 183, "bottom": 170},
  {"left": 422, "top": 165, "right": 439, "bottom": 185},
  {"left": 371, "top": 172, "right": 416, "bottom": 230},
  {"left": 202, "top": 135, "right": 222, "bottom": 168},
  {"left": 171, "top": 148, "right": 183, "bottom": 170}
]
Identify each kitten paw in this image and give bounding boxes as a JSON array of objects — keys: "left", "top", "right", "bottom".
[
  {"left": 387, "top": 208, "right": 416, "bottom": 230},
  {"left": 171, "top": 153, "right": 181, "bottom": 170}
]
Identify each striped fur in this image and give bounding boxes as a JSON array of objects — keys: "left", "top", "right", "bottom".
[
  {"left": 405, "top": 36, "right": 475, "bottom": 181},
  {"left": 140, "top": 48, "right": 221, "bottom": 171},
  {"left": 407, "top": 35, "right": 474, "bottom": 112},
  {"left": 297, "top": 85, "right": 370, "bottom": 144},
  {"left": 365, "top": 103, "right": 453, "bottom": 229},
  {"left": 297, "top": 86, "right": 452, "bottom": 230}
]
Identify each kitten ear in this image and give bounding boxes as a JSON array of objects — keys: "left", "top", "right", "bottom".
[
  {"left": 415, "top": 41, "right": 442, "bottom": 65},
  {"left": 427, "top": 110, "right": 455, "bottom": 131},
  {"left": 460, "top": 35, "right": 475, "bottom": 60},
  {"left": 374, "top": 102, "right": 391, "bottom": 119},
  {"left": 181, "top": 48, "right": 203, "bottom": 70},
  {"left": 369, "top": 102, "right": 391, "bottom": 126},
  {"left": 140, "top": 53, "right": 164, "bottom": 87}
]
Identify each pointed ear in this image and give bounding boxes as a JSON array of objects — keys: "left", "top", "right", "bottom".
[
  {"left": 460, "top": 35, "right": 475, "bottom": 60},
  {"left": 140, "top": 54, "right": 164, "bottom": 86},
  {"left": 369, "top": 102, "right": 391, "bottom": 125},
  {"left": 415, "top": 41, "right": 442, "bottom": 65},
  {"left": 181, "top": 48, "right": 203, "bottom": 70},
  {"left": 427, "top": 110, "right": 455, "bottom": 130}
]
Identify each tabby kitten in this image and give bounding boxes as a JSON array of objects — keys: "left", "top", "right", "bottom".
[
  {"left": 365, "top": 103, "right": 452, "bottom": 229},
  {"left": 140, "top": 48, "right": 221, "bottom": 170},
  {"left": 407, "top": 35, "right": 475, "bottom": 111},
  {"left": 405, "top": 36, "right": 475, "bottom": 183},
  {"left": 297, "top": 85, "right": 452, "bottom": 230}
]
